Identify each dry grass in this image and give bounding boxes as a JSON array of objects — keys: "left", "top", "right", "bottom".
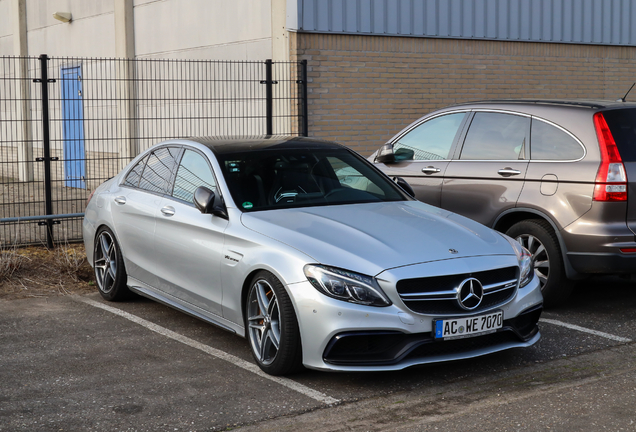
[
  {"left": 54, "top": 242, "right": 88, "bottom": 282},
  {"left": 0, "top": 243, "right": 95, "bottom": 300},
  {"left": 0, "top": 244, "right": 30, "bottom": 280}
]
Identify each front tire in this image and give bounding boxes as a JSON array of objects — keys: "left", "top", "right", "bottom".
[
  {"left": 506, "top": 219, "right": 573, "bottom": 307},
  {"left": 246, "top": 271, "right": 302, "bottom": 375},
  {"left": 93, "top": 226, "right": 129, "bottom": 302}
]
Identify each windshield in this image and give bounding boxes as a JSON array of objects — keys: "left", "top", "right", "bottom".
[{"left": 218, "top": 148, "right": 409, "bottom": 211}]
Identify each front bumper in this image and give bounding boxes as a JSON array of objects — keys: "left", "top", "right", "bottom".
[
  {"left": 323, "top": 305, "right": 541, "bottom": 366},
  {"left": 289, "top": 264, "right": 543, "bottom": 372}
]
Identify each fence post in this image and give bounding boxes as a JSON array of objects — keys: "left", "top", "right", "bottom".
[
  {"left": 264, "top": 59, "right": 274, "bottom": 135},
  {"left": 34, "top": 54, "right": 56, "bottom": 249},
  {"left": 299, "top": 59, "right": 308, "bottom": 137}
]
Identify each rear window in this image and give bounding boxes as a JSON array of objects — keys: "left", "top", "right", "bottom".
[
  {"left": 138, "top": 147, "right": 180, "bottom": 194},
  {"left": 603, "top": 108, "right": 636, "bottom": 162}
]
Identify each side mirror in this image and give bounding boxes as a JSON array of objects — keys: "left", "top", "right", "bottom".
[
  {"left": 393, "top": 177, "right": 415, "bottom": 198},
  {"left": 374, "top": 143, "right": 396, "bottom": 164},
  {"left": 194, "top": 186, "right": 229, "bottom": 219},
  {"left": 194, "top": 186, "right": 215, "bottom": 213}
]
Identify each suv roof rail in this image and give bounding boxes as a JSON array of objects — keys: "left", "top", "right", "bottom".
[{"left": 461, "top": 99, "right": 607, "bottom": 109}]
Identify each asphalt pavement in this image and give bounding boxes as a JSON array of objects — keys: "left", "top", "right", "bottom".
[{"left": 1, "top": 277, "right": 635, "bottom": 431}]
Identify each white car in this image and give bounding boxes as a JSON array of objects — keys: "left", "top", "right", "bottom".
[{"left": 83, "top": 137, "right": 543, "bottom": 376}]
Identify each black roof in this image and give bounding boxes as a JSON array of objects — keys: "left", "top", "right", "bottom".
[{"left": 186, "top": 136, "right": 345, "bottom": 154}]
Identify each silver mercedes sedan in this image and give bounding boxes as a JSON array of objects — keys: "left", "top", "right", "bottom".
[{"left": 83, "top": 137, "right": 543, "bottom": 376}]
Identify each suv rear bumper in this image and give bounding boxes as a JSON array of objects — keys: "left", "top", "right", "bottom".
[
  {"left": 567, "top": 252, "right": 636, "bottom": 274},
  {"left": 562, "top": 202, "right": 636, "bottom": 275}
]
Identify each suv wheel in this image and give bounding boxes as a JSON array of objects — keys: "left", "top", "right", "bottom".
[{"left": 506, "top": 219, "right": 573, "bottom": 307}]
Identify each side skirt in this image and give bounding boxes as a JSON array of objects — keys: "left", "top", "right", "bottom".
[{"left": 127, "top": 280, "right": 244, "bottom": 337}]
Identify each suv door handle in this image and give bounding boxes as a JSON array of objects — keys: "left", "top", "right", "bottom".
[
  {"left": 498, "top": 168, "right": 521, "bottom": 177},
  {"left": 421, "top": 166, "right": 441, "bottom": 175},
  {"left": 161, "top": 206, "right": 175, "bottom": 217},
  {"left": 114, "top": 196, "right": 126, "bottom": 205}
]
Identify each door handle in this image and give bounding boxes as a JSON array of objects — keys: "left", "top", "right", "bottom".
[
  {"left": 421, "top": 166, "right": 441, "bottom": 175},
  {"left": 114, "top": 196, "right": 126, "bottom": 205},
  {"left": 161, "top": 206, "right": 175, "bottom": 217},
  {"left": 497, "top": 168, "right": 521, "bottom": 177}
]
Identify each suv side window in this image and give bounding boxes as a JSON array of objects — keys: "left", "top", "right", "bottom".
[
  {"left": 172, "top": 149, "right": 216, "bottom": 203},
  {"left": 138, "top": 147, "right": 180, "bottom": 194},
  {"left": 460, "top": 112, "right": 530, "bottom": 160},
  {"left": 530, "top": 119, "right": 584, "bottom": 160},
  {"left": 393, "top": 112, "right": 467, "bottom": 161}
]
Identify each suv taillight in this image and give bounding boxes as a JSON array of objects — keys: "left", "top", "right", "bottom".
[{"left": 593, "top": 112, "right": 627, "bottom": 201}]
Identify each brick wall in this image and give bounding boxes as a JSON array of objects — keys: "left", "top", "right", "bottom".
[{"left": 290, "top": 33, "right": 636, "bottom": 157}]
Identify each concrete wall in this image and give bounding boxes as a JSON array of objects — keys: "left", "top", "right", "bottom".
[
  {"left": 290, "top": 32, "right": 636, "bottom": 156},
  {"left": 0, "top": 0, "right": 277, "bottom": 60},
  {"left": 25, "top": 0, "right": 116, "bottom": 57},
  {"left": 133, "top": 0, "right": 274, "bottom": 60},
  {"left": 0, "top": 1, "right": 13, "bottom": 54}
]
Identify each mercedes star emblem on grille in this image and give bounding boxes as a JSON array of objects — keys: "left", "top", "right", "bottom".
[{"left": 457, "top": 278, "right": 484, "bottom": 310}]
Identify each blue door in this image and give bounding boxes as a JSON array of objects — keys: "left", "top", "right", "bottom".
[{"left": 61, "top": 66, "right": 86, "bottom": 189}]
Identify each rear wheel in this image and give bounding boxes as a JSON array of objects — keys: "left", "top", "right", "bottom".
[
  {"left": 245, "top": 271, "right": 303, "bottom": 375},
  {"left": 93, "top": 227, "right": 129, "bottom": 301},
  {"left": 506, "top": 219, "right": 573, "bottom": 307}
]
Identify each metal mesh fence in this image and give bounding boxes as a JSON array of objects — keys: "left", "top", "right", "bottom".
[{"left": 0, "top": 55, "right": 307, "bottom": 247}]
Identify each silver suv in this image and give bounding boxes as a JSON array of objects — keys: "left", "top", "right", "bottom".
[{"left": 372, "top": 100, "right": 636, "bottom": 306}]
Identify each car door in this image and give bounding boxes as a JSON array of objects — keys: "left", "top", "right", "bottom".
[
  {"left": 110, "top": 147, "right": 181, "bottom": 287},
  {"left": 153, "top": 148, "right": 228, "bottom": 317},
  {"left": 442, "top": 111, "right": 531, "bottom": 227},
  {"left": 375, "top": 111, "right": 469, "bottom": 207}
]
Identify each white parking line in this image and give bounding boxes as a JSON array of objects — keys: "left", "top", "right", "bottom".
[
  {"left": 76, "top": 297, "right": 339, "bottom": 405},
  {"left": 540, "top": 318, "right": 632, "bottom": 343}
]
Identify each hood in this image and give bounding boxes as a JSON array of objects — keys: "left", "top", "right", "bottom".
[{"left": 241, "top": 201, "right": 514, "bottom": 276}]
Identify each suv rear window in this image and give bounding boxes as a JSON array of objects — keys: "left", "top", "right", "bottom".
[{"left": 603, "top": 108, "right": 636, "bottom": 162}]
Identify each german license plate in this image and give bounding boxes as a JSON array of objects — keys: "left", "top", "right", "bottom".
[{"left": 433, "top": 310, "right": 503, "bottom": 340}]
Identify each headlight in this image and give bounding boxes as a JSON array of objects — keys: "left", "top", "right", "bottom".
[
  {"left": 502, "top": 234, "right": 534, "bottom": 288},
  {"left": 303, "top": 265, "right": 392, "bottom": 307}
]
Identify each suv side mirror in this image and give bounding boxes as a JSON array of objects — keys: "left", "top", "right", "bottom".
[
  {"left": 393, "top": 177, "right": 415, "bottom": 198},
  {"left": 194, "top": 186, "right": 229, "bottom": 219},
  {"left": 374, "top": 144, "right": 396, "bottom": 164}
]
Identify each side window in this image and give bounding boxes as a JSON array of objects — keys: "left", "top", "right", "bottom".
[
  {"left": 460, "top": 112, "right": 530, "bottom": 160},
  {"left": 123, "top": 155, "right": 148, "bottom": 188},
  {"left": 172, "top": 149, "right": 216, "bottom": 203},
  {"left": 138, "top": 147, "right": 180, "bottom": 194},
  {"left": 393, "top": 112, "right": 467, "bottom": 161},
  {"left": 531, "top": 119, "right": 584, "bottom": 160}
]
